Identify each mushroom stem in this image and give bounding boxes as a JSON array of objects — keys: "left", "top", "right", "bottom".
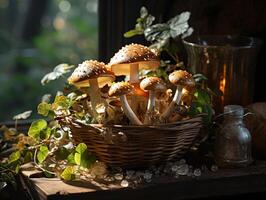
[
  {"left": 120, "top": 95, "right": 142, "bottom": 125},
  {"left": 147, "top": 90, "right": 156, "bottom": 112},
  {"left": 144, "top": 90, "right": 155, "bottom": 124},
  {"left": 88, "top": 79, "right": 104, "bottom": 121},
  {"left": 129, "top": 63, "right": 140, "bottom": 114},
  {"left": 129, "top": 63, "right": 139, "bottom": 83},
  {"left": 161, "top": 85, "right": 184, "bottom": 120}
]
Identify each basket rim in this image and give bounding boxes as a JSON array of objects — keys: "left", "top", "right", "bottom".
[{"left": 68, "top": 115, "right": 203, "bottom": 131}]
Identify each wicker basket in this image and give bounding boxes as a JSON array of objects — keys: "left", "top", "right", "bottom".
[{"left": 67, "top": 116, "right": 202, "bottom": 168}]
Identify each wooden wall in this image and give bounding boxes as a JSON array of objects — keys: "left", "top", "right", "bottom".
[{"left": 99, "top": 0, "right": 266, "bottom": 101}]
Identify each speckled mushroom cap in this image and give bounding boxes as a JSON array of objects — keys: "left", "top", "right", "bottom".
[
  {"left": 68, "top": 60, "right": 115, "bottom": 88},
  {"left": 140, "top": 77, "right": 166, "bottom": 91},
  {"left": 109, "top": 44, "right": 160, "bottom": 75},
  {"left": 108, "top": 82, "right": 134, "bottom": 97},
  {"left": 168, "top": 70, "right": 195, "bottom": 88}
]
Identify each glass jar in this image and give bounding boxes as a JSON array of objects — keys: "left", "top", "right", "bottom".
[
  {"left": 183, "top": 35, "right": 262, "bottom": 113},
  {"left": 215, "top": 105, "right": 252, "bottom": 167}
]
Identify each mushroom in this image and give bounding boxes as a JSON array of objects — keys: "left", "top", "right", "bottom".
[
  {"left": 140, "top": 77, "right": 166, "bottom": 124},
  {"left": 68, "top": 60, "right": 115, "bottom": 121},
  {"left": 108, "top": 82, "right": 142, "bottom": 125},
  {"left": 109, "top": 43, "right": 160, "bottom": 84},
  {"left": 109, "top": 43, "right": 160, "bottom": 112},
  {"left": 161, "top": 70, "right": 195, "bottom": 121}
]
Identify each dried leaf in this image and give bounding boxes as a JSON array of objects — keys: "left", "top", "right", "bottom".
[
  {"left": 41, "top": 64, "right": 74, "bottom": 85},
  {"left": 13, "top": 110, "right": 32, "bottom": 120}
]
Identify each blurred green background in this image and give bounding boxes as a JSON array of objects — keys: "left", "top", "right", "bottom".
[{"left": 0, "top": 0, "right": 98, "bottom": 121}]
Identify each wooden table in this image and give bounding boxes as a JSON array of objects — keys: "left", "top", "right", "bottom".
[{"left": 19, "top": 161, "right": 266, "bottom": 200}]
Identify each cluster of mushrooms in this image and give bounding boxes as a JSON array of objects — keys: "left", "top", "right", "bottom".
[{"left": 67, "top": 44, "right": 195, "bottom": 125}]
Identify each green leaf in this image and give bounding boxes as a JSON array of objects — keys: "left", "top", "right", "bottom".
[
  {"left": 37, "top": 102, "right": 51, "bottom": 117},
  {"left": 60, "top": 166, "right": 75, "bottom": 181},
  {"left": 74, "top": 143, "right": 95, "bottom": 168},
  {"left": 144, "top": 23, "right": 170, "bottom": 42},
  {"left": 67, "top": 152, "right": 76, "bottom": 165},
  {"left": 40, "top": 127, "right": 51, "bottom": 140},
  {"left": 8, "top": 151, "right": 21, "bottom": 164},
  {"left": 124, "top": 29, "right": 143, "bottom": 38},
  {"left": 123, "top": 6, "right": 154, "bottom": 39},
  {"left": 194, "top": 89, "right": 211, "bottom": 105},
  {"left": 37, "top": 145, "right": 49, "bottom": 164},
  {"left": 75, "top": 143, "right": 87, "bottom": 155},
  {"left": 52, "top": 95, "right": 72, "bottom": 109},
  {"left": 13, "top": 110, "right": 32, "bottom": 120},
  {"left": 14, "top": 164, "right": 20, "bottom": 173},
  {"left": 167, "top": 11, "right": 191, "bottom": 38},
  {"left": 28, "top": 119, "right": 48, "bottom": 139},
  {"left": 55, "top": 147, "right": 71, "bottom": 160},
  {"left": 23, "top": 151, "right": 33, "bottom": 163},
  {"left": 41, "top": 63, "right": 74, "bottom": 85},
  {"left": 140, "top": 6, "right": 148, "bottom": 18},
  {"left": 43, "top": 171, "right": 54, "bottom": 178}
]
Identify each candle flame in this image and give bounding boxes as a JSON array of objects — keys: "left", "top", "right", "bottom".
[{"left": 219, "top": 64, "right": 227, "bottom": 104}]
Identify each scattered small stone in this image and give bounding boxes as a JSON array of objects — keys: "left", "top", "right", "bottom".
[
  {"left": 193, "top": 168, "right": 202, "bottom": 177},
  {"left": 211, "top": 165, "right": 218, "bottom": 172},
  {"left": 104, "top": 176, "right": 114, "bottom": 182},
  {"left": 171, "top": 165, "right": 178, "bottom": 172},
  {"left": 143, "top": 172, "right": 152, "bottom": 180},
  {"left": 177, "top": 164, "right": 189, "bottom": 175},
  {"left": 114, "top": 173, "right": 123, "bottom": 180},
  {"left": 121, "top": 180, "right": 129, "bottom": 187}
]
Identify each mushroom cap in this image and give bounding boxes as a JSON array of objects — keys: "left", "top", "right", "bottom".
[
  {"left": 108, "top": 82, "right": 134, "bottom": 97},
  {"left": 140, "top": 77, "right": 167, "bottom": 91},
  {"left": 169, "top": 70, "right": 195, "bottom": 87},
  {"left": 109, "top": 44, "right": 160, "bottom": 75},
  {"left": 68, "top": 60, "right": 115, "bottom": 88}
]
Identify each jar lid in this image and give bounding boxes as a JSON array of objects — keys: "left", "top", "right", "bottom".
[{"left": 223, "top": 105, "right": 244, "bottom": 116}]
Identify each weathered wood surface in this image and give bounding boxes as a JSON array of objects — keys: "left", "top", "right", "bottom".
[{"left": 20, "top": 161, "right": 266, "bottom": 200}]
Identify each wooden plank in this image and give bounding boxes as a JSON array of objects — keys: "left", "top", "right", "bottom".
[{"left": 20, "top": 161, "right": 266, "bottom": 200}]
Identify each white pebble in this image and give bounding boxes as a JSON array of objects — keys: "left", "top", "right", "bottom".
[
  {"left": 193, "top": 168, "right": 202, "bottom": 177},
  {"left": 211, "top": 165, "right": 218, "bottom": 172},
  {"left": 171, "top": 165, "right": 178, "bottom": 172},
  {"left": 177, "top": 164, "right": 189, "bottom": 175},
  {"left": 114, "top": 173, "right": 123, "bottom": 180},
  {"left": 121, "top": 180, "right": 129, "bottom": 187},
  {"left": 144, "top": 172, "right": 152, "bottom": 180}
]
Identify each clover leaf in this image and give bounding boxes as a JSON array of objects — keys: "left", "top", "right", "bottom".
[
  {"left": 60, "top": 166, "right": 75, "bottom": 181},
  {"left": 37, "top": 102, "right": 52, "bottom": 117},
  {"left": 8, "top": 151, "right": 21, "bottom": 164},
  {"left": 74, "top": 143, "right": 95, "bottom": 168},
  {"left": 28, "top": 119, "right": 48, "bottom": 139},
  {"left": 37, "top": 145, "right": 49, "bottom": 164}
]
